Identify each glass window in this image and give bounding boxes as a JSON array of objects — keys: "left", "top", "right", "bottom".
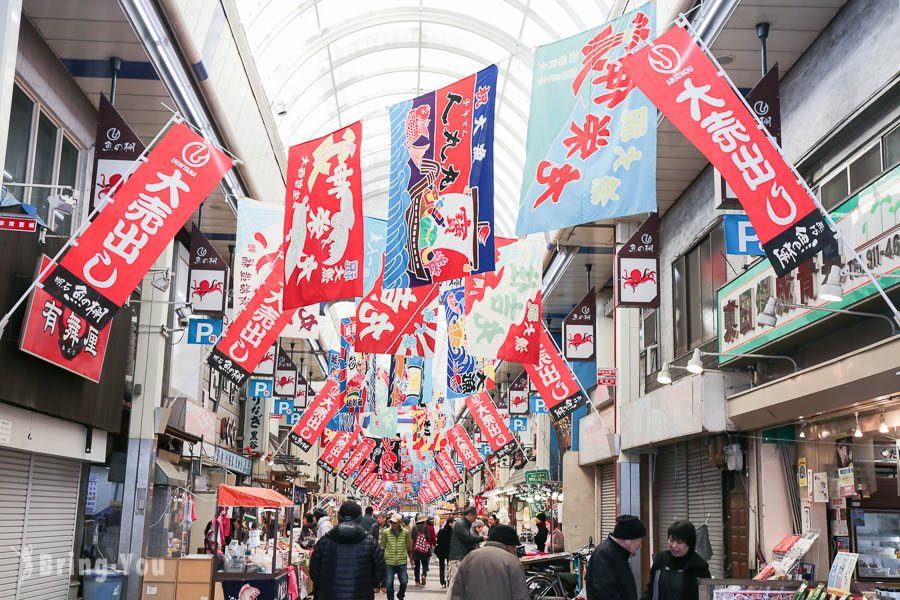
[
  {"left": 54, "top": 137, "right": 79, "bottom": 235},
  {"left": 31, "top": 113, "right": 58, "bottom": 220},
  {"left": 883, "top": 125, "right": 900, "bottom": 170},
  {"left": 687, "top": 244, "right": 703, "bottom": 347},
  {"left": 820, "top": 170, "right": 849, "bottom": 212},
  {"left": 849, "top": 143, "right": 882, "bottom": 193},
  {"left": 673, "top": 223, "right": 727, "bottom": 355},
  {"left": 673, "top": 256, "right": 688, "bottom": 355},
  {"left": 2, "top": 85, "right": 34, "bottom": 200}
]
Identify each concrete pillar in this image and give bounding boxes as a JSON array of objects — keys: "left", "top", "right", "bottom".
[
  {"left": 119, "top": 247, "right": 173, "bottom": 600},
  {"left": 561, "top": 451, "right": 595, "bottom": 551},
  {"left": 0, "top": 0, "right": 23, "bottom": 167}
]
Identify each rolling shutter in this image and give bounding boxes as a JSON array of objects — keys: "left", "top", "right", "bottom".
[
  {"left": 654, "top": 440, "right": 724, "bottom": 579},
  {"left": 0, "top": 448, "right": 82, "bottom": 600},
  {"left": 599, "top": 462, "right": 616, "bottom": 539}
]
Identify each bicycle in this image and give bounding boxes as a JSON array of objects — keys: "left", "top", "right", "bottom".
[{"left": 523, "top": 539, "right": 595, "bottom": 599}]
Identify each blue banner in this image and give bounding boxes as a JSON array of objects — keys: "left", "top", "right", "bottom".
[
  {"left": 724, "top": 213, "right": 765, "bottom": 256},
  {"left": 384, "top": 66, "right": 497, "bottom": 288},
  {"left": 516, "top": 4, "right": 657, "bottom": 235}
]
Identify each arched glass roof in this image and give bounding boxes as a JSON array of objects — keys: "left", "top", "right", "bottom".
[{"left": 237, "top": 0, "right": 614, "bottom": 237}]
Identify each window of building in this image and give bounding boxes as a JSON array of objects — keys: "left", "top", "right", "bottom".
[
  {"left": 673, "top": 223, "right": 727, "bottom": 356},
  {"left": 1, "top": 82, "right": 81, "bottom": 235},
  {"left": 639, "top": 307, "right": 659, "bottom": 395},
  {"left": 883, "top": 124, "right": 900, "bottom": 170}
]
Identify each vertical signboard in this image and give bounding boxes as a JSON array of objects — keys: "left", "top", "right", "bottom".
[
  {"left": 616, "top": 213, "right": 660, "bottom": 308},
  {"left": 563, "top": 289, "right": 596, "bottom": 361}
]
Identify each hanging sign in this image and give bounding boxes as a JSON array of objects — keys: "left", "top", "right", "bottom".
[
  {"left": 617, "top": 213, "right": 660, "bottom": 307},
  {"left": 290, "top": 377, "right": 347, "bottom": 451},
  {"left": 253, "top": 343, "right": 278, "bottom": 377},
  {"left": 431, "top": 468, "right": 450, "bottom": 495},
  {"left": 384, "top": 65, "right": 498, "bottom": 289},
  {"left": 523, "top": 325, "right": 583, "bottom": 420},
  {"left": 274, "top": 347, "right": 298, "bottom": 398},
  {"left": 465, "top": 238, "right": 543, "bottom": 364},
  {"left": 597, "top": 368, "right": 617, "bottom": 386},
  {"left": 716, "top": 64, "right": 782, "bottom": 210},
  {"left": 19, "top": 255, "right": 112, "bottom": 382},
  {"left": 465, "top": 391, "right": 517, "bottom": 459},
  {"left": 207, "top": 251, "right": 293, "bottom": 386},
  {"left": 563, "top": 289, "right": 596, "bottom": 360},
  {"left": 91, "top": 94, "right": 145, "bottom": 212},
  {"left": 0, "top": 216, "right": 37, "bottom": 232},
  {"left": 354, "top": 273, "right": 440, "bottom": 356},
  {"left": 447, "top": 424, "right": 484, "bottom": 474},
  {"left": 620, "top": 27, "right": 833, "bottom": 276},
  {"left": 188, "top": 225, "right": 228, "bottom": 315},
  {"left": 435, "top": 450, "right": 462, "bottom": 485},
  {"left": 244, "top": 395, "right": 265, "bottom": 454},
  {"left": 443, "top": 284, "right": 487, "bottom": 398},
  {"left": 378, "top": 438, "right": 403, "bottom": 481},
  {"left": 517, "top": 5, "right": 657, "bottom": 235},
  {"left": 44, "top": 123, "right": 232, "bottom": 329},
  {"left": 509, "top": 371, "right": 529, "bottom": 415},
  {"left": 283, "top": 122, "right": 364, "bottom": 309},
  {"left": 724, "top": 213, "right": 765, "bottom": 256},
  {"left": 317, "top": 429, "right": 355, "bottom": 475},
  {"left": 341, "top": 436, "right": 378, "bottom": 480}
]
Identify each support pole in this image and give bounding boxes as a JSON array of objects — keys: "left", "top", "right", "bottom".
[
  {"left": 110, "top": 56, "right": 122, "bottom": 104},
  {"left": 756, "top": 22, "right": 770, "bottom": 76}
]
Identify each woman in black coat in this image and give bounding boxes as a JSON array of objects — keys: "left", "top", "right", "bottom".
[
  {"left": 642, "top": 521, "right": 711, "bottom": 600},
  {"left": 434, "top": 516, "right": 455, "bottom": 588}
]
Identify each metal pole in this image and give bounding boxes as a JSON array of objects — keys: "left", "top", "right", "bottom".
[
  {"left": 756, "top": 23, "right": 769, "bottom": 76},
  {"left": 110, "top": 56, "right": 122, "bottom": 104}
]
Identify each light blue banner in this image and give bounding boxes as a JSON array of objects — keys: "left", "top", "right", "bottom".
[{"left": 516, "top": 4, "right": 657, "bottom": 235}]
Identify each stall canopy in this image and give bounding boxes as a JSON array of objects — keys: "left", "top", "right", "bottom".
[{"left": 218, "top": 484, "right": 294, "bottom": 507}]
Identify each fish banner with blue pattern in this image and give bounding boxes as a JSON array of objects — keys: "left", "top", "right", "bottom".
[
  {"left": 516, "top": 4, "right": 657, "bottom": 235},
  {"left": 384, "top": 65, "right": 498, "bottom": 289}
]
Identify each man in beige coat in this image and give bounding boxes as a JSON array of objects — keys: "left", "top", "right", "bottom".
[{"left": 450, "top": 524, "right": 528, "bottom": 600}]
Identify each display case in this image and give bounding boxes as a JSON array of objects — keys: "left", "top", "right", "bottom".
[{"left": 850, "top": 508, "right": 900, "bottom": 581}]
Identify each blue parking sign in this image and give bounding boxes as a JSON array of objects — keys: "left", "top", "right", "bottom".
[
  {"left": 724, "top": 214, "right": 765, "bottom": 256},
  {"left": 187, "top": 318, "right": 222, "bottom": 344},
  {"left": 248, "top": 378, "right": 273, "bottom": 398},
  {"left": 530, "top": 395, "right": 548, "bottom": 414},
  {"left": 509, "top": 416, "right": 528, "bottom": 432}
]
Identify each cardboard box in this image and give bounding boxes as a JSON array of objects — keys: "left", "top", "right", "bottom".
[
  {"left": 142, "top": 582, "right": 176, "bottom": 600},
  {"left": 177, "top": 557, "right": 212, "bottom": 583},
  {"left": 144, "top": 559, "right": 179, "bottom": 582},
  {"left": 176, "top": 582, "right": 213, "bottom": 600}
]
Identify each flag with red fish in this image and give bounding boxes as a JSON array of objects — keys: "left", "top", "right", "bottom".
[
  {"left": 384, "top": 65, "right": 498, "bottom": 289},
  {"left": 464, "top": 238, "right": 543, "bottom": 364}
]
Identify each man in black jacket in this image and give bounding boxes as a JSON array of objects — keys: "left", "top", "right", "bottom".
[
  {"left": 586, "top": 514, "right": 646, "bottom": 600},
  {"left": 310, "top": 501, "right": 385, "bottom": 600}
]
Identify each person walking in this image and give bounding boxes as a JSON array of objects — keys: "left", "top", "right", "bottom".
[
  {"left": 586, "top": 514, "right": 647, "bottom": 600},
  {"left": 534, "top": 512, "right": 549, "bottom": 552},
  {"left": 411, "top": 514, "right": 436, "bottom": 586},
  {"left": 487, "top": 513, "right": 499, "bottom": 536},
  {"left": 370, "top": 511, "right": 387, "bottom": 540},
  {"left": 449, "top": 524, "right": 529, "bottom": 600},
  {"left": 360, "top": 506, "right": 377, "bottom": 533},
  {"left": 435, "top": 516, "right": 455, "bottom": 588},
  {"left": 309, "top": 501, "right": 385, "bottom": 600},
  {"left": 446, "top": 507, "right": 483, "bottom": 597},
  {"left": 315, "top": 507, "right": 334, "bottom": 541},
  {"left": 380, "top": 513, "right": 412, "bottom": 600},
  {"left": 641, "top": 521, "right": 711, "bottom": 600}
]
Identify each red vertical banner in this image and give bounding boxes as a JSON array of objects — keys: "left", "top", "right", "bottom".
[
  {"left": 447, "top": 424, "right": 484, "bottom": 474},
  {"left": 207, "top": 249, "right": 294, "bottom": 386},
  {"left": 620, "top": 26, "right": 833, "bottom": 276},
  {"left": 290, "top": 378, "right": 346, "bottom": 452},
  {"left": 316, "top": 429, "right": 355, "bottom": 475},
  {"left": 431, "top": 468, "right": 450, "bottom": 495},
  {"left": 435, "top": 450, "right": 462, "bottom": 485},
  {"left": 524, "top": 325, "right": 584, "bottom": 421},
  {"left": 46, "top": 123, "right": 233, "bottom": 329},
  {"left": 283, "top": 122, "right": 364, "bottom": 309},
  {"left": 341, "top": 437, "right": 377, "bottom": 480},
  {"left": 465, "top": 391, "right": 517, "bottom": 459}
]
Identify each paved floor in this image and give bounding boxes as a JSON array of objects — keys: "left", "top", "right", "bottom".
[{"left": 380, "top": 574, "right": 447, "bottom": 599}]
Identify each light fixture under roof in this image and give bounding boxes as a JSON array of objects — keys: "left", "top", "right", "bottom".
[
  {"left": 854, "top": 412, "right": 864, "bottom": 438},
  {"left": 687, "top": 348, "right": 704, "bottom": 374},
  {"left": 879, "top": 409, "right": 889, "bottom": 434},
  {"left": 819, "top": 265, "right": 844, "bottom": 302},
  {"left": 657, "top": 363, "right": 672, "bottom": 385},
  {"left": 717, "top": 54, "right": 736, "bottom": 65}
]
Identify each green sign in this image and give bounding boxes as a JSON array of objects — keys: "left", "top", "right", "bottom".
[
  {"left": 525, "top": 469, "right": 550, "bottom": 484},
  {"left": 717, "top": 164, "right": 900, "bottom": 364}
]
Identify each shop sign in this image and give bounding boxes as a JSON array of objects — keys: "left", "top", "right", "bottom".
[
  {"left": 214, "top": 445, "right": 251, "bottom": 475},
  {"left": 509, "top": 416, "right": 528, "bottom": 433},
  {"left": 184, "top": 401, "right": 217, "bottom": 441},
  {"left": 220, "top": 416, "right": 238, "bottom": 448},
  {"left": 621, "top": 27, "right": 834, "bottom": 276},
  {"left": 716, "top": 165, "right": 900, "bottom": 363},
  {"left": 44, "top": 123, "right": 232, "bottom": 330},
  {"left": 91, "top": 94, "right": 145, "bottom": 212},
  {"left": 525, "top": 469, "right": 549, "bottom": 485},
  {"left": 273, "top": 398, "right": 300, "bottom": 426},
  {"left": 274, "top": 347, "right": 298, "bottom": 398},
  {"left": 530, "top": 395, "right": 548, "bottom": 414},
  {"left": 509, "top": 371, "right": 529, "bottom": 415},
  {"left": 187, "top": 318, "right": 222, "bottom": 344},
  {"left": 244, "top": 395, "right": 265, "bottom": 454},
  {"left": 616, "top": 214, "right": 660, "bottom": 308},
  {"left": 19, "top": 255, "right": 112, "bottom": 382},
  {"left": 0, "top": 216, "right": 37, "bottom": 232},
  {"left": 724, "top": 214, "right": 765, "bottom": 256},
  {"left": 248, "top": 378, "right": 273, "bottom": 398},
  {"left": 523, "top": 325, "right": 581, "bottom": 418},
  {"left": 290, "top": 378, "right": 346, "bottom": 452},
  {"left": 188, "top": 225, "right": 228, "bottom": 315},
  {"left": 447, "top": 424, "right": 484, "bottom": 474},
  {"left": 797, "top": 456, "right": 808, "bottom": 488},
  {"left": 563, "top": 289, "right": 596, "bottom": 361},
  {"left": 597, "top": 368, "right": 617, "bottom": 386},
  {"left": 466, "top": 391, "right": 516, "bottom": 459}
]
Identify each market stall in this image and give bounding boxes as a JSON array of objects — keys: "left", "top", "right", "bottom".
[{"left": 213, "top": 485, "right": 307, "bottom": 600}]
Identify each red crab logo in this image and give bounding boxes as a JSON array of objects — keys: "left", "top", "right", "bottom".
[
  {"left": 622, "top": 268, "right": 656, "bottom": 292},
  {"left": 567, "top": 332, "right": 593, "bottom": 349},
  {"left": 191, "top": 279, "right": 224, "bottom": 300},
  {"left": 275, "top": 375, "right": 295, "bottom": 388}
]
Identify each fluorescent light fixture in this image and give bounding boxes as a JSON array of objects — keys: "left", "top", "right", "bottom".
[
  {"left": 819, "top": 265, "right": 844, "bottom": 302},
  {"left": 687, "top": 348, "right": 704, "bottom": 374}
]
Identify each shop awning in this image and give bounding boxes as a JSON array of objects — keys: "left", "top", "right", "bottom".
[{"left": 217, "top": 484, "right": 293, "bottom": 507}]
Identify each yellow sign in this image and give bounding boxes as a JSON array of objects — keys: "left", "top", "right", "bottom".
[{"left": 798, "top": 457, "right": 808, "bottom": 488}]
